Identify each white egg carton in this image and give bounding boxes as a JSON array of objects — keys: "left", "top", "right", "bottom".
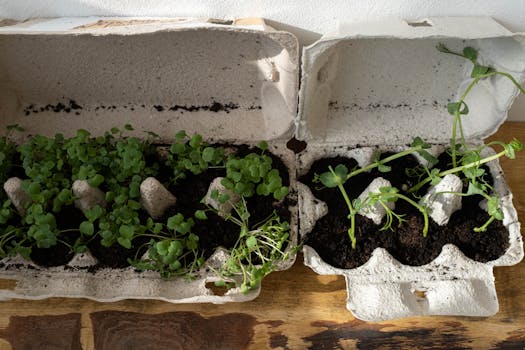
[
  {"left": 0, "top": 17, "right": 299, "bottom": 303},
  {"left": 296, "top": 17, "right": 525, "bottom": 320}
]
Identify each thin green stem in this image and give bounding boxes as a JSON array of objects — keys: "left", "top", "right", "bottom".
[
  {"left": 347, "top": 147, "right": 423, "bottom": 179},
  {"left": 451, "top": 76, "right": 481, "bottom": 167},
  {"left": 474, "top": 216, "right": 495, "bottom": 232},
  {"left": 494, "top": 72, "right": 525, "bottom": 94},
  {"left": 329, "top": 166, "right": 357, "bottom": 248},
  {"left": 409, "top": 149, "right": 507, "bottom": 193}
]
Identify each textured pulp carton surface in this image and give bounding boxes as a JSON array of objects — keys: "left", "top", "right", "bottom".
[
  {"left": 296, "top": 17, "right": 525, "bottom": 321},
  {"left": 0, "top": 17, "right": 299, "bottom": 303}
]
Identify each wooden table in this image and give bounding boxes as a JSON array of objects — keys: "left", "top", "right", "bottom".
[{"left": 0, "top": 123, "right": 523, "bottom": 350}]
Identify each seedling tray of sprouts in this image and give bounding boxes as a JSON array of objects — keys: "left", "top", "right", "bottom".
[
  {"left": 0, "top": 17, "right": 299, "bottom": 303},
  {"left": 296, "top": 17, "right": 525, "bottom": 321}
]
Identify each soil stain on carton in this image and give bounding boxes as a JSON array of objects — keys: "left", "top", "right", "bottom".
[
  {"left": 0, "top": 313, "right": 81, "bottom": 350},
  {"left": 90, "top": 311, "right": 257, "bottom": 350}
]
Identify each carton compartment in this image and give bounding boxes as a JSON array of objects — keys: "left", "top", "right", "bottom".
[
  {"left": 0, "top": 23, "right": 298, "bottom": 142},
  {"left": 299, "top": 37, "right": 525, "bottom": 145}
]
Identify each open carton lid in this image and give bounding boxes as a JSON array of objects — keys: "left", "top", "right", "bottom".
[
  {"left": 0, "top": 17, "right": 299, "bottom": 143},
  {"left": 296, "top": 17, "right": 525, "bottom": 146}
]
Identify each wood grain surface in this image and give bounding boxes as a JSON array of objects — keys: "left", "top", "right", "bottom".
[{"left": 0, "top": 123, "right": 524, "bottom": 350}]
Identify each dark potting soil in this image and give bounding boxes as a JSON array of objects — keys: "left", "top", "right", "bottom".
[
  {"left": 302, "top": 153, "right": 510, "bottom": 269},
  {"left": 30, "top": 205, "right": 83, "bottom": 267}
]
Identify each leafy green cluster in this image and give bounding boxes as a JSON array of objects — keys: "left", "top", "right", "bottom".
[
  {"left": 130, "top": 215, "right": 204, "bottom": 278},
  {"left": 222, "top": 141, "right": 289, "bottom": 200},
  {"left": 70, "top": 126, "right": 160, "bottom": 250},
  {"left": 18, "top": 134, "right": 75, "bottom": 249},
  {"left": 167, "top": 131, "right": 225, "bottom": 183},
  {"left": 0, "top": 126, "right": 294, "bottom": 286},
  {"left": 213, "top": 199, "right": 292, "bottom": 293}
]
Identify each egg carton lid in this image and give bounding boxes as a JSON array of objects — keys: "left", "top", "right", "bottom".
[
  {"left": 0, "top": 17, "right": 299, "bottom": 144},
  {"left": 296, "top": 17, "right": 525, "bottom": 146}
]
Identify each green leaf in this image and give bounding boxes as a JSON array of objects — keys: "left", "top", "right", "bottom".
[
  {"left": 411, "top": 136, "right": 431, "bottom": 149},
  {"left": 88, "top": 174, "right": 104, "bottom": 187},
  {"left": 195, "top": 210, "right": 207, "bottom": 220},
  {"left": 177, "top": 221, "right": 193, "bottom": 234},
  {"left": 466, "top": 182, "right": 485, "bottom": 196},
  {"left": 170, "top": 143, "right": 186, "bottom": 155},
  {"left": 487, "top": 196, "right": 504, "bottom": 220},
  {"left": 57, "top": 189, "right": 72, "bottom": 203},
  {"left": 210, "top": 189, "right": 219, "bottom": 200},
  {"left": 124, "top": 124, "right": 134, "bottom": 131},
  {"left": 175, "top": 130, "right": 187, "bottom": 140},
  {"left": 221, "top": 178, "right": 234, "bottom": 189},
  {"left": 471, "top": 64, "right": 493, "bottom": 78},
  {"left": 167, "top": 214, "right": 184, "bottom": 229},
  {"left": 505, "top": 139, "right": 523, "bottom": 159},
  {"left": 215, "top": 280, "right": 227, "bottom": 287},
  {"left": 202, "top": 147, "right": 215, "bottom": 162},
  {"left": 429, "top": 168, "right": 442, "bottom": 185},
  {"left": 257, "top": 141, "right": 268, "bottom": 151},
  {"left": 463, "top": 47, "right": 478, "bottom": 61},
  {"left": 117, "top": 237, "right": 132, "bottom": 249},
  {"left": 119, "top": 225, "right": 135, "bottom": 238},
  {"left": 333, "top": 164, "right": 348, "bottom": 179},
  {"left": 153, "top": 223, "right": 163, "bottom": 234},
  {"left": 417, "top": 150, "right": 438, "bottom": 166},
  {"left": 189, "top": 134, "right": 202, "bottom": 148},
  {"left": 319, "top": 172, "right": 338, "bottom": 188},
  {"left": 246, "top": 236, "right": 257, "bottom": 249},
  {"left": 28, "top": 182, "right": 41, "bottom": 196},
  {"left": 74, "top": 244, "right": 87, "bottom": 254},
  {"left": 274, "top": 186, "right": 289, "bottom": 200},
  {"left": 377, "top": 164, "right": 391, "bottom": 173},
  {"left": 80, "top": 221, "right": 95, "bottom": 236},
  {"left": 447, "top": 102, "right": 469, "bottom": 116},
  {"left": 86, "top": 205, "right": 104, "bottom": 221},
  {"left": 111, "top": 127, "right": 120, "bottom": 134}
]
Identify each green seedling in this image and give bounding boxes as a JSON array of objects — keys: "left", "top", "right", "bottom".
[
  {"left": 211, "top": 197, "right": 292, "bottom": 293},
  {"left": 314, "top": 44, "right": 524, "bottom": 247},
  {"left": 314, "top": 138, "right": 435, "bottom": 248},
  {"left": 129, "top": 215, "right": 204, "bottom": 278},
  {"left": 167, "top": 130, "right": 226, "bottom": 184}
]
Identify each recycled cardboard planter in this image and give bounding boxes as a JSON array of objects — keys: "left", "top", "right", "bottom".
[
  {"left": 0, "top": 17, "right": 299, "bottom": 303},
  {"left": 297, "top": 17, "right": 525, "bottom": 321}
]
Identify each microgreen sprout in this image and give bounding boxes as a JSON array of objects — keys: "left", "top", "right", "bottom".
[
  {"left": 203, "top": 142, "right": 293, "bottom": 292},
  {"left": 211, "top": 197, "right": 292, "bottom": 293},
  {"left": 314, "top": 138, "right": 435, "bottom": 247},
  {"left": 129, "top": 215, "right": 204, "bottom": 278},
  {"left": 167, "top": 130, "right": 226, "bottom": 184},
  {"left": 67, "top": 126, "right": 160, "bottom": 251},
  {"left": 408, "top": 44, "right": 524, "bottom": 231},
  {"left": 221, "top": 141, "right": 289, "bottom": 200}
]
